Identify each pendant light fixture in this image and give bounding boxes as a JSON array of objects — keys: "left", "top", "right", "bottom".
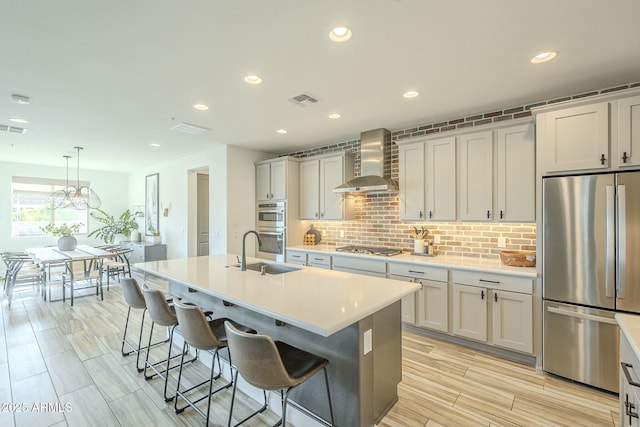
[
  {"left": 51, "top": 155, "right": 74, "bottom": 208},
  {"left": 51, "top": 147, "right": 101, "bottom": 210}
]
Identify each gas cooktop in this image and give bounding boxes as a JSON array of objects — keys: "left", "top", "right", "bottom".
[{"left": 335, "top": 246, "right": 403, "bottom": 257}]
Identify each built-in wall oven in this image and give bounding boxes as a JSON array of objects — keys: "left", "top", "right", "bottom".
[{"left": 256, "top": 202, "right": 286, "bottom": 262}]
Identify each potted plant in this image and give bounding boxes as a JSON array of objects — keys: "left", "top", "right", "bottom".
[
  {"left": 88, "top": 209, "right": 139, "bottom": 244},
  {"left": 40, "top": 222, "right": 83, "bottom": 251}
]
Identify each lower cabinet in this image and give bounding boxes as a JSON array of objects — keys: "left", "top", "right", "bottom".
[
  {"left": 452, "top": 284, "right": 488, "bottom": 342},
  {"left": 286, "top": 250, "right": 307, "bottom": 265},
  {"left": 452, "top": 278, "right": 533, "bottom": 354},
  {"left": 416, "top": 280, "right": 448, "bottom": 332},
  {"left": 621, "top": 329, "right": 640, "bottom": 427},
  {"left": 122, "top": 242, "right": 167, "bottom": 264},
  {"left": 387, "top": 263, "right": 448, "bottom": 331}
]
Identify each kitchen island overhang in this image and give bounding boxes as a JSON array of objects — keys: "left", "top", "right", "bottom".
[{"left": 135, "top": 254, "right": 419, "bottom": 427}]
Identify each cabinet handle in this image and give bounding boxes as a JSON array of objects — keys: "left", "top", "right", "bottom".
[
  {"left": 313, "top": 258, "right": 324, "bottom": 261},
  {"left": 600, "top": 154, "right": 606, "bottom": 165},
  {"left": 625, "top": 391, "right": 639, "bottom": 424},
  {"left": 291, "top": 255, "right": 301, "bottom": 258},
  {"left": 429, "top": 211, "right": 433, "bottom": 219},
  {"left": 499, "top": 210, "right": 504, "bottom": 219},
  {"left": 315, "top": 212, "right": 318, "bottom": 218},
  {"left": 479, "top": 279, "right": 500, "bottom": 284},
  {"left": 622, "top": 362, "right": 640, "bottom": 387},
  {"left": 321, "top": 212, "right": 324, "bottom": 218},
  {"left": 419, "top": 210, "right": 423, "bottom": 219},
  {"left": 480, "top": 290, "right": 485, "bottom": 300},
  {"left": 623, "top": 151, "right": 629, "bottom": 163},
  {"left": 494, "top": 292, "right": 498, "bottom": 302},
  {"left": 408, "top": 270, "right": 425, "bottom": 275},
  {"left": 486, "top": 210, "right": 491, "bottom": 219},
  {"left": 266, "top": 193, "right": 269, "bottom": 199}
]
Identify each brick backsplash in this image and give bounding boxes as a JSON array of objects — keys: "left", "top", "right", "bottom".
[
  {"left": 282, "top": 82, "right": 638, "bottom": 258},
  {"left": 304, "top": 194, "right": 535, "bottom": 259}
]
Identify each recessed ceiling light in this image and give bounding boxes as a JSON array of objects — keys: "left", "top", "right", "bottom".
[
  {"left": 149, "top": 143, "right": 161, "bottom": 147},
  {"left": 531, "top": 51, "right": 557, "bottom": 64},
  {"left": 329, "top": 26, "right": 352, "bottom": 42},
  {"left": 328, "top": 113, "right": 342, "bottom": 119},
  {"left": 193, "top": 104, "right": 209, "bottom": 111},
  {"left": 244, "top": 75, "right": 262, "bottom": 85},
  {"left": 276, "top": 129, "right": 288, "bottom": 134},
  {"left": 9, "top": 118, "right": 29, "bottom": 124},
  {"left": 403, "top": 90, "right": 420, "bottom": 99}
]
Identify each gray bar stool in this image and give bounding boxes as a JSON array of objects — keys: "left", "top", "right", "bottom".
[
  {"left": 172, "top": 299, "right": 256, "bottom": 426},
  {"left": 120, "top": 278, "right": 167, "bottom": 371},
  {"left": 141, "top": 287, "right": 196, "bottom": 401},
  {"left": 224, "top": 321, "right": 336, "bottom": 427}
]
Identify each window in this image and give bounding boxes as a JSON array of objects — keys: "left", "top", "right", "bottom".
[{"left": 11, "top": 177, "right": 89, "bottom": 238}]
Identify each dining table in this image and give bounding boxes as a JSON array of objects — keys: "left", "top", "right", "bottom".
[{"left": 26, "top": 244, "right": 115, "bottom": 302}]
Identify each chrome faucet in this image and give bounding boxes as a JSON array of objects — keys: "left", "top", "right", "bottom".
[{"left": 240, "top": 230, "right": 262, "bottom": 271}]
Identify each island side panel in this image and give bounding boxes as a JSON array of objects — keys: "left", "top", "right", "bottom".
[
  {"left": 170, "top": 280, "right": 364, "bottom": 426},
  {"left": 372, "top": 300, "right": 402, "bottom": 424}
]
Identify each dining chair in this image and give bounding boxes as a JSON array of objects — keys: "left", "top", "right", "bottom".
[
  {"left": 2, "top": 253, "right": 45, "bottom": 306},
  {"left": 61, "top": 258, "right": 103, "bottom": 306}
]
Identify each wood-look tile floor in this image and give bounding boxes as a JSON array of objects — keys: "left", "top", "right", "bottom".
[{"left": 1, "top": 281, "right": 619, "bottom": 427}]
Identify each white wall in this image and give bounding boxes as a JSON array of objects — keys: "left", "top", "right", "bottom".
[
  {"left": 127, "top": 145, "right": 271, "bottom": 259},
  {"left": 0, "top": 161, "right": 129, "bottom": 252}
]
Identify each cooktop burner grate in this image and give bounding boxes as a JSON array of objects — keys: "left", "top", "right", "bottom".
[{"left": 335, "top": 245, "right": 403, "bottom": 256}]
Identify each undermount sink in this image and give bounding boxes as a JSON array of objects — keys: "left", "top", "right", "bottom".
[{"left": 243, "top": 262, "right": 300, "bottom": 275}]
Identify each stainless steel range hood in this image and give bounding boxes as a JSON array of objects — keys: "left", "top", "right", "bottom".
[{"left": 334, "top": 128, "right": 398, "bottom": 194}]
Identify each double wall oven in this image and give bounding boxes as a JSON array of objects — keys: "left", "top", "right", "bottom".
[{"left": 256, "top": 202, "right": 286, "bottom": 262}]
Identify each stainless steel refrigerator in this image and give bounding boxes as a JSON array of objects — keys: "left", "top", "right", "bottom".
[{"left": 543, "top": 172, "right": 640, "bottom": 393}]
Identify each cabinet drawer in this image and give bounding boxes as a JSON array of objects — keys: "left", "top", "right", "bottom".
[
  {"left": 387, "top": 262, "right": 447, "bottom": 282},
  {"left": 307, "top": 253, "right": 331, "bottom": 266},
  {"left": 451, "top": 270, "right": 532, "bottom": 294},
  {"left": 286, "top": 250, "right": 307, "bottom": 265},
  {"left": 332, "top": 255, "right": 386, "bottom": 274}
]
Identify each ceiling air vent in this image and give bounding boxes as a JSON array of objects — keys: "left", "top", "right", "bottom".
[
  {"left": 288, "top": 93, "right": 319, "bottom": 107},
  {"left": 169, "top": 122, "right": 211, "bottom": 135},
  {"left": 0, "top": 124, "right": 27, "bottom": 134}
]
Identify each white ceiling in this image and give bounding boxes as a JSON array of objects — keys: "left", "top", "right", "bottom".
[{"left": 1, "top": 0, "right": 639, "bottom": 173}]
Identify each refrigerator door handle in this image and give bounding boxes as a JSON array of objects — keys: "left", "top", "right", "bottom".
[
  {"left": 605, "top": 185, "right": 615, "bottom": 298},
  {"left": 547, "top": 306, "right": 618, "bottom": 324},
  {"left": 618, "top": 184, "right": 627, "bottom": 299}
]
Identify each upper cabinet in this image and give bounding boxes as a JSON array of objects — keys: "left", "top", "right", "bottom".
[
  {"left": 397, "top": 121, "right": 535, "bottom": 223},
  {"left": 255, "top": 157, "right": 298, "bottom": 202},
  {"left": 536, "top": 90, "right": 640, "bottom": 174},
  {"left": 458, "top": 130, "right": 494, "bottom": 221},
  {"left": 541, "top": 102, "right": 610, "bottom": 173},
  {"left": 299, "top": 153, "right": 354, "bottom": 220},
  {"left": 496, "top": 124, "right": 535, "bottom": 222},
  {"left": 426, "top": 137, "right": 456, "bottom": 221},
  {"left": 398, "top": 141, "right": 425, "bottom": 221},
  {"left": 619, "top": 95, "right": 640, "bottom": 168}
]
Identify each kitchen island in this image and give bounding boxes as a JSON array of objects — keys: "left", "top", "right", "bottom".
[{"left": 135, "top": 254, "right": 420, "bottom": 427}]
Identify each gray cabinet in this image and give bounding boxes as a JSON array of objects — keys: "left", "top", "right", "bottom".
[{"left": 122, "top": 242, "right": 167, "bottom": 265}]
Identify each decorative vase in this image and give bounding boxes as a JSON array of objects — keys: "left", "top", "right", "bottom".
[
  {"left": 58, "top": 235, "right": 78, "bottom": 251},
  {"left": 413, "top": 239, "right": 425, "bottom": 254},
  {"left": 152, "top": 235, "right": 162, "bottom": 244}
]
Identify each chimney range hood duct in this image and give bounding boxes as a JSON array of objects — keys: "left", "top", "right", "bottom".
[{"left": 334, "top": 128, "right": 398, "bottom": 194}]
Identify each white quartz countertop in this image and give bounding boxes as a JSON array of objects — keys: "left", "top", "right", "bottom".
[
  {"left": 617, "top": 313, "right": 640, "bottom": 360},
  {"left": 288, "top": 245, "right": 537, "bottom": 278},
  {"left": 135, "top": 254, "right": 420, "bottom": 337}
]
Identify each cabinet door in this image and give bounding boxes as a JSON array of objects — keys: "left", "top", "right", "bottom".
[
  {"left": 388, "top": 274, "right": 417, "bottom": 324},
  {"left": 496, "top": 124, "right": 535, "bottom": 222},
  {"left": 426, "top": 137, "right": 456, "bottom": 221},
  {"left": 458, "top": 131, "right": 494, "bottom": 220},
  {"left": 319, "top": 156, "right": 344, "bottom": 220},
  {"left": 416, "top": 279, "right": 448, "bottom": 332},
  {"left": 452, "top": 284, "right": 487, "bottom": 342},
  {"left": 299, "top": 160, "right": 320, "bottom": 219},
  {"left": 619, "top": 95, "right": 640, "bottom": 168},
  {"left": 543, "top": 102, "right": 610, "bottom": 172},
  {"left": 491, "top": 290, "right": 532, "bottom": 353},
  {"left": 256, "top": 163, "right": 272, "bottom": 201},
  {"left": 269, "top": 160, "right": 287, "bottom": 200},
  {"left": 398, "top": 141, "right": 426, "bottom": 220}
]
